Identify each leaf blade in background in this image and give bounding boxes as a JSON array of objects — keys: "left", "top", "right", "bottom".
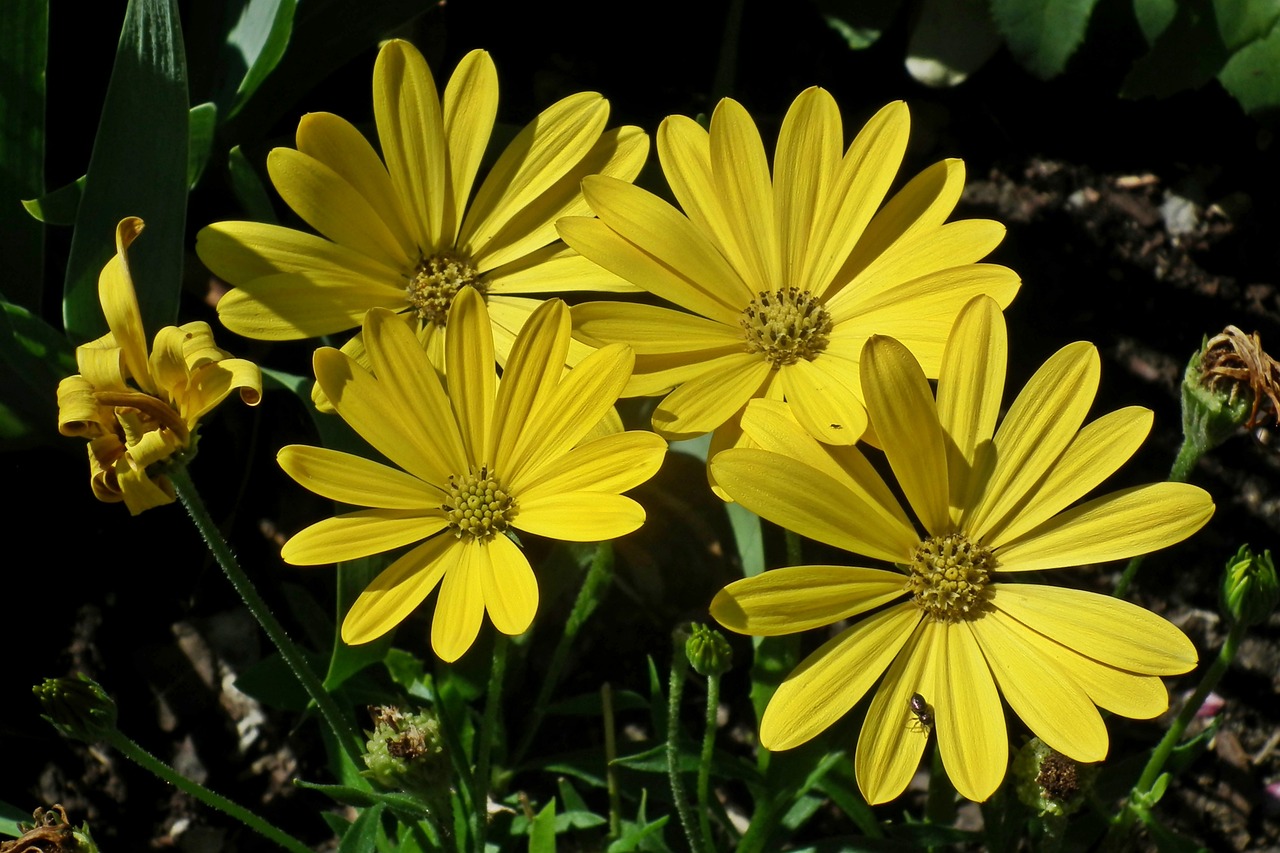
[
  {"left": 1123, "top": 0, "right": 1228, "bottom": 98},
  {"left": 187, "top": 101, "right": 217, "bottom": 188},
  {"left": 63, "top": 0, "right": 189, "bottom": 342},
  {"left": 0, "top": 294, "right": 76, "bottom": 449},
  {"left": 814, "top": 0, "right": 905, "bottom": 50},
  {"left": 0, "top": 0, "right": 48, "bottom": 314},
  {"left": 223, "top": 0, "right": 297, "bottom": 117},
  {"left": 1219, "top": 15, "right": 1280, "bottom": 114},
  {"left": 991, "top": 0, "right": 1103, "bottom": 79},
  {"left": 907, "top": 0, "right": 1003, "bottom": 87}
]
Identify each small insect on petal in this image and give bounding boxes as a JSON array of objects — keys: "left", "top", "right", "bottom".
[{"left": 909, "top": 692, "right": 934, "bottom": 735}]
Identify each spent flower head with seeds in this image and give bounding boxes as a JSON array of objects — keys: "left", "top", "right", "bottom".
[
  {"left": 709, "top": 295, "right": 1213, "bottom": 804},
  {"left": 277, "top": 289, "right": 666, "bottom": 661},
  {"left": 198, "top": 40, "right": 647, "bottom": 400},
  {"left": 559, "top": 92, "right": 1019, "bottom": 490},
  {"left": 57, "top": 218, "right": 262, "bottom": 514}
]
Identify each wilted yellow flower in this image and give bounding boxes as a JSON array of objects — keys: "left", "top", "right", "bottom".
[
  {"left": 278, "top": 289, "right": 666, "bottom": 661},
  {"left": 710, "top": 296, "right": 1213, "bottom": 804},
  {"left": 560, "top": 93, "right": 1019, "bottom": 472},
  {"left": 57, "top": 218, "right": 262, "bottom": 514},
  {"left": 198, "top": 40, "right": 647, "bottom": 375}
]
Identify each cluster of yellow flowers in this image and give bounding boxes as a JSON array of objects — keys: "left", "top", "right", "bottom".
[{"left": 59, "top": 40, "right": 1214, "bottom": 805}]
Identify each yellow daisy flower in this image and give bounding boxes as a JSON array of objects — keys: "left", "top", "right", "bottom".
[
  {"left": 709, "top": 295, "right": 1213, "bottom": 804},
  {"left": 278, "top": 289, "right": 666, "bottom": 661},
  {"left": 560, "top": 92, "right": 1020, "bottom": 463},
  {"left": 57, "top": 217, "right": 263, "bottom": 514},
  {"left": 197, "top": 39, "right": 647, "bottom": 367}
]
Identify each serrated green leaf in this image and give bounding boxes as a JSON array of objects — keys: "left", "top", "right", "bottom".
[
  {"left": 228, "top": 144, "right": 279, "bottom": 223},
  {"left": 991, "top": 0, "right": 1103, "bottom": 78},
  {"left": 337, "top": 801, "right": 385, "bottom": 853},
  {"left": 907, "top": 0, "right": 1002, "bottom": 87},
  {"left": 1123, "top": 0, "right": 1228, "bottom": 98},
  {"left": 22, "top": 176, "right": 85, "bottom": 226},
  {"left": 64, "top": 0, "right": 189, "bottom": 342},
  {"left": 224, "top": 0, "right": 297, "bottom": 117},
  {"left": 1219, "top": 19, "right": 1280, "bottom": 113},
  {"left": 187, "top": 101, "right": 217, "bottom": 188},
  {"left": 529, "top": 799, "right": 557, "bottom": 853},
  {"left": 0, "top": 0, "right": 47, "bottom": 313}
]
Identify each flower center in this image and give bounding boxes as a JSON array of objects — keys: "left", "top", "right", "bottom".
[
  {"left": 406, "top": 252, "right": 485, "bottom": 327},
  {"left": 906, "top": 533, "right": 996, "bottom": 622},
  {"left": 740, "top": 287, "right": 832, "bottom": 368},
  {"left": 442, "top": 466, "right": 516, "bottom": 542}
]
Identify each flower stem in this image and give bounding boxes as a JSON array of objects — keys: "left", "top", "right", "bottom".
[
  {"left": 513, "top": 542, "right": 613, "bottom": 765},
  {"left": 667, "top": 645, "right": 704, "bottom": 853},
  {"left": 603, "top": 681, "right": 622, "bottom": 840},
  {"left": 697, "top": 673, "right": 721, "bottom": 853},
  {"left": 168, "top": 463, "right": 362, "bottom": 764},
  {"left": 1114, "top": 436, "right": 1201, "bottom": 598},
  {"left": 1106, "top": 618, "right": 1246, "bottom": 847},
  {"left": 472, "top": 632, "right": 508, "bottom": 853},
  {"left": 103, "top": 729, "right": 311, "bottom": 853}
]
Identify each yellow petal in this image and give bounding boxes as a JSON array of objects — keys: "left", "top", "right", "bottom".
[
  {"left": 217, "top": 271, "right": 405, "bottom": 339},
  {"left": 374, "top": 39, "right": 446, "bottom": 250},
  {"left": 442, "top": 49, "right": 498, "bottom": 245},
  {"left": 518, "top": 431, "right": 667, "bottom": 496},
  {"left": 965, "top": 341, "right": 1100, "bottom": 540},
  {"left": 296, "top": 111, "right": 416, "bottom": 256},
  {"left": 861, "top": 336, "right": 950, "bottom": 535},
  {"left": 971, "top": 609, "right": 1108, "bottom": 762},
  {"left": 711, "top": 448, "right": 918, "bottom": 563},
  {"left": 461, "top": 92, "right": 607, "bottom": 259},
  {"left": 432, "top": 539, "right": 486, "bottom": 662},
  {"left": 774, "top": 88, "right": 842, "bottom": 291},
  {"left": 986, "top": 406, "right": 1153, "bottom": 545},
  {"left": 479, "top": 533, "right": 538, "bottom": 636},
  {"left": 779, "top": 354, "right": 870, "bottom": 445},
  {"left": 342, "top": 535, "right": 456, "bottom": 644},
  {"left": 936, "top": 295, "right": 1006, "bottom": 523},
  {"left": 267, "top": 147, "right": 410, "bottom": 270},
  {"left": 515, "top": 492, "right": 647, "bottom": 540},
  {"left": 445, "top": 288, "right": 495, "bottom": 468},
  {"left": 989, "top": 583, "right": 1198, "bottom": 674},
  {"left": 707, "top": 98, "right": 779, "bottom": 294},
  {"left": 282, "top": 509, "right": 447, "bottom": 565},
  {"left": 492, "top": 298, "right": 571, "bottom": 471},
  {"left": 993, "top": 483, "right": 1214, "bottom": 570},
  {"left": 855, "top": 618, "right": 939, "bottom": 805},
  {"left": 198, "top": 220, "right": 403, "bottom": 284},
  {"left": 277, "top": 444, "right": 440, "bottom": 509},
  {"left": 936, "top": 622, "right": 1007, "bottom": 802},
  {"left": 711, "top": 565, "right": 907, "bottom": 636},
  {"left": 182, "top": 358, "right": 262, "bottom": 423},
  {"left": 572, "top": 300, "right": 742, "bottom": 353},
  {"left": 760, "top": 604, "right": 920, "bottom": 750},
  {"left": 655, "top": 114, "right": 734, "bottom": 270},
  {"left": 838, "top": 219, "right": 1006, "bottom": 307},
  {"left": 651, "top": 354, "right": 770, "bottom": 439},
  {"left": 485, "top": 243, "right": 643, "bottom": 295},
  {"left": 99, "top": 218, "right": 153, "bottom": 393}
]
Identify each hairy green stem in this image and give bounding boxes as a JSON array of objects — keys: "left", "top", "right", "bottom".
[
  {"left": 169, "top": 463, "right": 362, "bottom": 764},
  {"left": 697, "top": 674, "right": 721, "bottom": 852},
  {"left": 473, "top": 632, "right": 509, "bottom": 853},
  {"left": 667, "top": 648, "right": 704, "bottom": 853},
  {"left": 603, "top": 681, "right": 622, "bottom": 840},
  {"left": 1114, "top": 437, "right": 1200, "bottom": 598},
  {"left": 104, "top": 729, "right": 311, "bottom": 853},
  {"left": 514, "top": 542, "right": 613, "bottom": 765}
]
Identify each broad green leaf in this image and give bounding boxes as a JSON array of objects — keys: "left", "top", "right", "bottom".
[
  {"left": 0, "top": 0, "right": 47, "bottom": 313},
  {"left": 1123, "top": 0, "right": 1228, "bottom": 98},
  {"left": 23, "top": 176, "right": 85, "bottom": 226},
  {"left": 64, "top": 0, "right": 189, "bottom": 342},
  {"left": 328, "top": 555, "right": 395, "bottom": 690},
  {"left": 0, "top": 800, "right": 31, "bottom": 838},
  {"left": 529, "top": 800, "right": 557, "bottom": 853},
  {"left": 1215, "top": 0, "right": 1280, "bottom": 50},
  {"left": 725, "top": 501, "right": 763, "bottom": 578},
  {"left": 1219, "top": 20, "right": 1280, "bottom": 113},
  {"left": 991, "top": 0, "right": 1103, "bottom": 78},
  {"left": 907, "top": 0, "right": 1002, "bottom": 86},
  {"left": 187, "top": 101, "right": 217, "bottom": 188},
  {"left": 1133, "top": 0, "right": 1177, "bottom": 42},
  {"left": 814, "top": 0, "right": 905, "bottom": 49},
  {"left": 228, "top": 144, "right": 279, "bottom": 223},
  {"left": 0, "top": 295, "right": 75, "bottom": 448},
  {"left": 224, "top": 0, "right": 297, "bottom": 117}
]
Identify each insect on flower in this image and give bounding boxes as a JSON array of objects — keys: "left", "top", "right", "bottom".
[{"left": 908, "top": 693, "right": 934, "bottom": 735}]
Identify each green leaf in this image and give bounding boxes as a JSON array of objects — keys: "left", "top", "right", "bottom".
[
  {"left": 1219, "top": 18, "right": 1280, "bottom": 114},
  {"left": 0, "top": 295, "right": 75, "bottom": 448},
  {"left": 906, "top": 0, "right": 1003, "bottom": 87},
  {"left": 0, "top": 0, "right": 47, "bottom": 313},
  {"left": 337, "top": 801, "right": 385, "bottom": 853},
  {"left": 606, "top": 790, "right": 671, "bottom": 853},
  {"left": 327, "top": 555, "right": 395, "bottom": 691},
  {"left": 1215, "top": 0, "right": 1280, "bottom": 50},
  {"left": 1133, "top": 0, "right": 1177, "bottom": 43},
  {"left": 725, "top": 502, "right": 764, "bottom": 578},
  {"left": 529, "top": 800, "right": 557, "bottom": 853},
  {"left": 224, "top": 0, "right": 297, "bottom": 116},
  {"left": 0, "top": 799, "right": 33, "bottom": 838},
  {"left": 187, "top": 101, "right": 217, "bottom": 188},
  {"left": 295, "top": 781, "right": 432, "bottom": 822},
  {"left": 64, "top": 0, "right": 189, "bottom": 342},
  {"left": 990, "top": 0, "right": 1102, "bottom": 78},
  {"left": 228, "top": 144, "right": 279, "bottom": 223},
  {"left": 23, "top": 176, "right": 85, "bottom": 226},
  {"left": 1123, "top": 0, "right": 1228, "bottom": 98},
  {"left": 814, "top": 0, "right": 904, "bottom": 49}
]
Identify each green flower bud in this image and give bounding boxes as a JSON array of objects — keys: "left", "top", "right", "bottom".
[
  {"left": 1012, "top": 738, "right": 1095, "bottom": 818},
  {"left": 1182, "top": 337, "right": 1255, "bottom": 454},
  {"left": 34, "top": 675, "right": 118, "bottom": 743},
  {"left": 1220, "top": 544, "right": 1279, "bottom": 628},
  {"left": 361, "top": 705, "right": 450, "bottom": 804},
  {"left": 685, "top": 623, "right": 732, "bottom": 677}
]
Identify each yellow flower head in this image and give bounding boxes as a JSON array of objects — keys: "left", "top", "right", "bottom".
[
  {"left": 278, "top": 289, "right": 666, "bottom": 661},
  {"left": 57, "top": 218, "right": 263, "bottom": 514},
  {"left": 560, "top": 93, "right": 1020, "bottom": 473},
  {"left": 709, "top": 295, "right": 1214, "bottom": 804},
  {"left": 198, "top": 40, "right": 648, "bottom": 373}
]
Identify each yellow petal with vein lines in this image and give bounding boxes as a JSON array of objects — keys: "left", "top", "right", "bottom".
[
  {"left": 838, "top": 219, "right": 1006, "bottom": 307},
  {"left": 651, "top": 354, "right": 769, "bottom": 439},
  {"left": 445, "top": 288, "right": 494, "bottom": 467},
  {"left": 572, "top": 300, "right": 741, "bottom": 353},
  {"left": 515, "top": 492, "right": 646, "bottom": 540},
  {"left": 282, "top": 509, "right": 446, "bottom": 565},
  {"left": 485, "top": 244, "right": 642, "bottom": 294},
  {"left": 442, "top": 49, "right": 497, "bottom": 245},
  {"left": 101, "top": 218, "right": 152, "bottom": 394},
  {"left": 342, "top": 535, "right": 457, "bottom": 644},
  {"left": 218, "top": 272, "right": 404, "bottom": 340},
  {"left": 936, "top": 622, "right": 1007, "bottom": 802},
  {"left": 432, "top": 540, "right": 487, "bottom": 661},
  {"left": 278, "top": 445, "right": 439, "bottom": 508},
  {"left": 762, "top": 604, "right": 919, "bottom": 750},
  {"left": 990, "top": 583, "right": 1197, "bottom": 673},
  {"left": 780, "top": 354, "right": 869, "bottom": 445},
  {"left": 492, "top": 298, "right": 571, "bottom": 471},
  {"left": 374, "top": 39, "right": 445, "bottom": 250},
  {"left": 479, "top": 533, "right": 538, "bottom": 636},
  {"left": 517, "top": 431, "right": 667, "bottom": 496},
  {"left": 775, "top": 88, "right": 842, "bottom": 291},
  {"left": 708, "top": 98, "right": 779, "bottom": 294},
  {"left": 198, "top": 220, "right": 402, "bottom": 284},
  {"left": 711, "top": 565, "right": 907, "bottom": 636},
  {"left": 993, "top": 482, "right": 1214, "bottom": 569}
]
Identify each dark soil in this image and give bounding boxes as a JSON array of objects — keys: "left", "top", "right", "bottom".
[{"left": 7, "top": 2, "right": 1280, "bottom": 851}]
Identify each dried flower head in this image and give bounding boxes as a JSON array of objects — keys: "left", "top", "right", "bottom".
[{"left": 1199, "top": 325, "right": 1280, "bottom": 429}]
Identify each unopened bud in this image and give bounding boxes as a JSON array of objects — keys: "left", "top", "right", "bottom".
[
  {"left": 34, "top": 675, "right": 118, "bottom": 743},
  {"left": 685, "top": 623, "right": 732, "bottom": 677},
  {"left": 1220, "top": 544, "right": 1279, "bottom": 628}
]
